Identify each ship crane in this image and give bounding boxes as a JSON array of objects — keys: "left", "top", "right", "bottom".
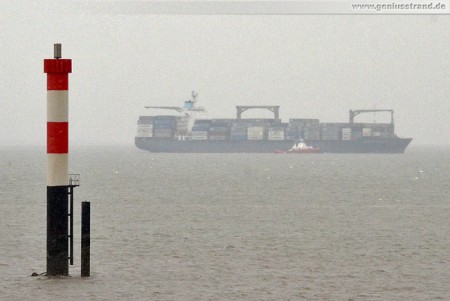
[
  {"left": 349, "top": 109, "right": 394, "bottom": 124},
  {"left": 349, "top": 109, "right": 395, "bottom": 136},
  {"left": 144, "top": 105, "right": 183, "bottom": 112},
  {"left": 144, "top": 91, "right": 205, "bottom": 113},
  {"left": 236, "top": 105, "right": 280, "bottom": 120}
]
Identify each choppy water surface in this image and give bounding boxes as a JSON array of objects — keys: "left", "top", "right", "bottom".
[{"left": 1, "top": 146, "right": 449, "bottom": 300}]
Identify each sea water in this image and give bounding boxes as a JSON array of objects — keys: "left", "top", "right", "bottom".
[{"left": 1, "top": 146, "right": 449, "bottom": 300}]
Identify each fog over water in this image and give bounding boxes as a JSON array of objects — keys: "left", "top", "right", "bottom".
[
  {"left": 1, "top": 146, "right": 449, "bottom": 300},
  {"left": 0, "top": 1, "right": 449, "bottom": 146}
]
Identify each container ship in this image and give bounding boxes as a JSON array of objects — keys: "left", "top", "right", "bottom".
[{"left": 135, "top": 92, "right": 412, "bottom": 153}]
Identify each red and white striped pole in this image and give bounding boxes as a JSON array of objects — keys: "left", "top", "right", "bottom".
[{"left": 44, "top": 44, "right": 72, "bottom": 276}]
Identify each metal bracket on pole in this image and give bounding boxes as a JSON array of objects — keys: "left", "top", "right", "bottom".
[{"left": 68, "top": 174, "right": 80, "bottom": 266}]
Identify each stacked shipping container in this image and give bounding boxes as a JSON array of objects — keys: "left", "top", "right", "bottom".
[
  {"left": 209, "top": 119, "right": 232, "bottom": 140},
  {"left": 153, "top": 116, "right": 176, "bottom": 138},
  {"left": 191, "top": 119, "right": 210, "bottom": 140},
  {"left": 267, "top": 126, "right": 286, "bottom": 140},
  {"left": 287, "top": 119, "right": 320, "bottom": 140},
  {"left": 137, "top": 115, "right": 396, "bottom": 142},
  {"left": 137, "top": 116, "right": 155, "bottom": 138},
  {"left": 321, "top": 123, "right": 340, "bottom": 140}
]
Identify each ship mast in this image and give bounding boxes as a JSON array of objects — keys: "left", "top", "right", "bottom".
[{"left": 191, "top": 91, "right": 198, "bottom": 103}]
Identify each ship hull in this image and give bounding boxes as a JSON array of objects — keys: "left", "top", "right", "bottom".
[{"left": 135, "top": 137, "right": 412, "bottom": 153}]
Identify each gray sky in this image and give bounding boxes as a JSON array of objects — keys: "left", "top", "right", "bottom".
[{"left": 1, "top": 1, "right": 449, "bottom": 146}]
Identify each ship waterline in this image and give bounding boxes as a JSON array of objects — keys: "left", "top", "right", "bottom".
[{"left": 136, "top": 137, "right": 412, "bottom": 153}]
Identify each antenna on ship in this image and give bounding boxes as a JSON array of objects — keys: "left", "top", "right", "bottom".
[
  {"left": 189, "top": 91, "right": 205, "bottom": 112},
  {"left": 191, "top": 91, "right": 198, "bottom": 103}
]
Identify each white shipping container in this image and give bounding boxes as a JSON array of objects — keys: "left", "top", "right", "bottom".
[
  {"left": 136, "top": 132, "right": 153, "bottom": 138},
  {"left": 362, "top": 128, "right": 372, "bottom": 137},
  {"left": 268, "top": 129, "right": 284, "bottom": 134},
  {"left": 342, "top": 128, "right": 352, "bottom": 133},
  {"left": 247, "top": 127, "right": 264, "bottom": 140},
  {"left": 268, "top": 130, "right": 285, "bottom": 140},
  {"left": 268, "top": 136, "right": 284, "bottom": 141},
  {"left": 191, "top": 130, "right": 208, "bottom": 140},
  {"left": 248, "top": 133, "right": 264, "bottom": 140},
  {"left": 137, "top": 124, "right": 153, "bottom": 129},
  {"left": 137, "top": 125, "right": 153, "bottom": 134},
  {"left": 268, "top": 134, "right": 285, "bottom": 140},
  {"left": 247, "top": 126, "right": 264, "bottom": 133},
  {"left": 342, "top": 129, "right": 352, "bottom": 140}
]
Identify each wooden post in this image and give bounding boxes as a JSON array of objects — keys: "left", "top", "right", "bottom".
[{"left": 81, "top": 201, "right": 90, "bottom": 277}]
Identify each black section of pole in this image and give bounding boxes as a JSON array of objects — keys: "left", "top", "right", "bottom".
[
  {"left": 47, "top": 186, "right": 69, "bottom": 276},
  {"left": 81, "top": 201, "right": 91, "bottom": 277},
  {"left": 69, "top": 186, "right": 74, "bottom": 265}
]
